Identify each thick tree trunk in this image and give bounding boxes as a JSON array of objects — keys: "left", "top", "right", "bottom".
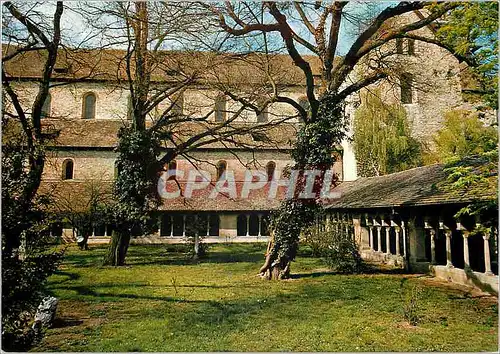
[
  {"left": 104, "top": 230, "right": 131, "bottom": 266},
  {"left": 259, "top": 235, "right": 292, "bottom": 280},
  {"left": 78, "top": 234, "right": 90, "bottom": 250}
]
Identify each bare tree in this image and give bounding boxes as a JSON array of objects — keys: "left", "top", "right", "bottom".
[
  {"left": 206, "top": 1, "right": 476, "bottom": 279},
  {"left": 73, "top": 2, "right": 304, "bottom": 265},
  {"left": 2, "top": 0, "right": 63, "bottom": 256},
  {"left": 45, "top": 176, "right": 113, "bottom": 250}
]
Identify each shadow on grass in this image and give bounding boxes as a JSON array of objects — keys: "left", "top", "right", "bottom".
[
  {"left": 63, "top": 243, "right": 268, "bottom": 267},
  {"left": 50, "top": 284, "right": 210, "bottom": 303},
  {"left": 49, "top": 270, "right": 82, "bottom": 285},
  {"left": 52, "top": 317, "right": 84, "bottom": 328},
  {"left": 290, "top": 271, "right": 336, "bottom": 279}
]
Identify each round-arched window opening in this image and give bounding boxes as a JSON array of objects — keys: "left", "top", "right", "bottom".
[
  {"left": 82, "top": 92, "right": 96, "bottom": 119},
  {"left": 62, "top": 159, "right": 74, "bottom": 180},
  {"left": 216, "top": 160, "right": 227, "bottom": 180},
  {"left": 266, "top": 161, "right": 276, "bottom": 182}
]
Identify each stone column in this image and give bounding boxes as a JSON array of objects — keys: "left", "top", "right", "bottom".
[
  {"left": 401, "top": 221, "right": 407, "bottom": 258},
  {"left": 429, "top": 229, "right": 436, "bottom": 265},
  {"left": 246, "top": 214, "right": 250, "bottom": 237},
  {"left": 182, "top": 215, "right": 186, "bottom": 237},
  {"left": 170, "top": 216, "right": 174, "bottom": 237},
  {"left": 157, "top": 215, "right": 162, "bottom": 237},
  {"left": 206, "top": 215, "right": 210, "bottom": 237},
  {"left": 376, "top": 226, "right": 382, "bottom": 252},
  {"left": 445, "top": 231, "right": 453, "bottom": 268},
  {"left": 483, "top": 232, "right": 493, "bottom": 275},
  {"left": 258, "top": 214, "right": 262, "bottom": 237},
  {"left": 395, "top": 226, "right": 401, "bottom": 256},
  {"left": 463, "top": 231, "right": 470, "bottom": 269},
  {"left": 385, "top": 226, "right": 391, "bottom": 255},
  {"left": 194, "top": 215, "right": 199, "bottom": 256},
  {"left": 369, "top": 227, "right": 374, "bottom": 251}
]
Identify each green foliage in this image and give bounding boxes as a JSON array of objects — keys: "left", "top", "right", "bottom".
[
  {"left": 304, "top": 225, "right": 364, "bottom": 274},
  {"left": 353, "top": 91, "right": 422, "bottom": 177},
  {"left": 436, "top": 2, "right": 498, "bottom": 109},
  {"left": 2, "top": 138, "right": 63, "bottom": 351},
  {"left": 2, "top": 251, "right": 64, "bottom": 351},
  {"left": 425, "top": 110, "right": 498, "bottom": 164},
  {"left": 430, "top": 110, "right": 498, "bottom": 222},
  {"left": 267, "top": 97, "right": 346, "bottom": 278},
  {"left": 400, "top": 278, "right": 423, "bottom": 326},
  {"left": 33, "top": 244, "right": 499, "bottom": 352},
  {"left": 112, "top": 127, "right": 162, "bottom": 234}
]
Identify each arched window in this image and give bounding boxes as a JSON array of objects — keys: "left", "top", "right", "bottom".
[
  {"left": 62, "top": 159, "right": 74, "bottom": 180},
  {"left": 41, "top": 93, "right": 51, "bottom": 118},
  {"left": 216, "top": 160, "right": 227, "bottom": 180},
  {"left": 215, "top": 95, "right": 226, "bottom": 122},
  {"left": 167, "top": 160, "right": 177, "bottom": 180},
  {"left": 82, "top": 92, "right": 96, "bottom": 119},
  {"left": 396, "top": 38, "right": 404, "bottom": 54},
  {"left": 407, "top": 38, "right": 415, "bottom": 55},
  {"left": 266, "top": 161, "right": 276, "bottom": 182}
]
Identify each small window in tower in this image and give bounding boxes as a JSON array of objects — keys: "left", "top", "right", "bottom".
[
  {"left": 215, "top": 95, "right": 226, "bottom": 122},
  {"left": 407, "top": 38, "right": 415, "bottom": 55},
  {"left": 41, "top": 93, "right": 51, "bottom": 119},
  {"left": 216, "top": 160, "right": 227, "bottom": 180},
  {"left": 82, "top": 92, "right": 96, "bottom": 119},
  {"left": 396, "top": 38, "right": 404, "bottom": 54},
  {"left": 266, "top": 161, "right": 276, "bottom": 182},
  {"left": 62, "top": 159, "right": 74, "bottom": 180},
  {"left": 400, "top": 73, "right": 413, "bottom": 104}
]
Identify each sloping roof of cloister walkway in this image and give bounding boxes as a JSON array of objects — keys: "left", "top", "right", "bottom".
[{"left": 326, "top": 159, "right": 497, "bottom": 210}]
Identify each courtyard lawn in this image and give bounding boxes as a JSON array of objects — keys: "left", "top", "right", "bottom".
[{"left": 35, "top": 243, "right": 498, "bottom": 352}]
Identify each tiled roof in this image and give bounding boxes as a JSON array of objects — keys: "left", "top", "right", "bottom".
[
  {"left": 38, "top": 180, "right": 293, "bottom": 212},
  {"left": 159, "top": 181, "right": 287, "bottom": 211},
  {"left": 2, "top": 45, "right": 324, "bottom": 86},
  {"left": 42, "top": 119, "right": 299, "bottom": 150},
  {"left": 325, "top": 161, "right": 497, "bottom": 210}
]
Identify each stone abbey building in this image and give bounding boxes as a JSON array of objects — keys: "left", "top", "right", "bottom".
[{"left": 3, "top": 26, "right": 497, "bottom": 290}]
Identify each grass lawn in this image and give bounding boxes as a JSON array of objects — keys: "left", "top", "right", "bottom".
[{"left": 34, "top": 243, "right": 498, "bottom": 352}]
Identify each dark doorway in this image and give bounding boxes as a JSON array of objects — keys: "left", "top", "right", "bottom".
[{"left": 237, "top": 214, "right": 247, "bottom": 236}]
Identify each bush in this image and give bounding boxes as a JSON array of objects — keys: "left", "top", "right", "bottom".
[
  {"left": 184, "top": 235, "right": 209, "bottom": 259},
  {"left": 400, "top": 278, "right": 423, "bottom": 326},
  {"left": 2, "top": 248, "right": 63, "bottom": 351},
  {"left": 304, "top": 226, "right": 364, "bottom": 274}
]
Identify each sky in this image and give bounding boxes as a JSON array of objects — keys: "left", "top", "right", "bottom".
[{"left": 4, "top": 1, "right": 393, "bottom": 56}]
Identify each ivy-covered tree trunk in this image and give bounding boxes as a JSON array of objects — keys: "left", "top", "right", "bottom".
[
  {"left": 259, "top": 97, "right": 345, "bottom": 279},
  {"left": 103, "top": 128, "right": 160, "bottom": 266}
]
